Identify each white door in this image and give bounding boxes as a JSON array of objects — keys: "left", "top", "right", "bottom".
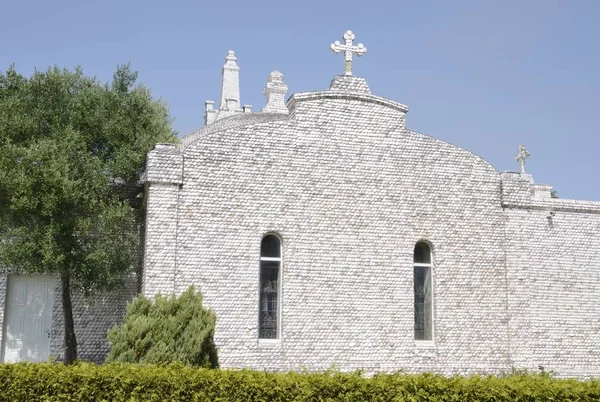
[{"left": 2, "top": 275, "right": 55, "bottom": 363}]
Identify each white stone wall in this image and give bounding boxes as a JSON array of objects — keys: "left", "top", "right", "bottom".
[
  {"left": 144, "top": 83, "right": 512, "bottom": 374},
  {"left": 142, "top": 75, "right": 600, "bottom": 376},
  {"left": 142, "top": 183, "right": 179, "bottom": 295},
  {"left": 142, "top": 144, "right": 183, "bottom": 296},
  {"left": 504, "top": 193, "right": 600, "bottom": 377}
]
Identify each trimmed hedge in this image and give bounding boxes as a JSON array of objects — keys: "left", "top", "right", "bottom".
[{"left": 1, "top": 363, "right": 600, "bottom": 401}]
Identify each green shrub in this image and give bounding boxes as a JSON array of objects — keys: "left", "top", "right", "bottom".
[
  {"left": 106, "top": 286, "right": 218, "bottom": 367},
  {"left": 1, "top": 363, "right": 600, "bottom": 401}
]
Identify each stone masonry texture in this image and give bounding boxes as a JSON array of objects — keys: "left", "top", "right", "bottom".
[{"left": 139, "top": 72, "right": 600, "bottom": 377}]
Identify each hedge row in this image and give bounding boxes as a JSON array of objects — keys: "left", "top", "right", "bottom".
[{"left": 1, "top": 363, "right": 600, "bottom": 401}]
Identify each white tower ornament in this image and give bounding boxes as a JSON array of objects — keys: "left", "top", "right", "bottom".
[
  {"left": 330, "top": 30, "right": 367, "bottom": 76},
  {"left": 261, "top": 71, "right": 289, "bottom": 114},
  {"left": 515, "top": 144, "right": 531, "bottom": 174}
]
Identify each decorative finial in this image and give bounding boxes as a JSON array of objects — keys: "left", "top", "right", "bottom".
[
  {"left": 261, "top": 71, "right": 289, "bottom": 114},
  {"left": 225, "top": 50, "right": 237, "bottom": 63},
  {"left": 515, "top": 144, "right": 530, "bottom": 174},
  {"left": 205, "top": 50, "right": 243, "bottom": 125},
  {"left": 330, "top": 30, "right": 367, "bottom": 76},
  {"left": 219, "top": 49, "right": 241, "bottom": 112}
]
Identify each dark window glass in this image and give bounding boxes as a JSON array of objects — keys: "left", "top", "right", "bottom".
[
  {"left": 414, "top": 242, "right": 431, "bottom": 264},
  {"left": 259, "top": 260, "right": 279, "bottom": 339},
  {"left": 261, "top": 235, "right": 281, "bottom": 258},
  {"left": 414, "top": 241, "right": 433, "bottom": 341},
  {"left": 414, "top": 266, "right": 432, "bottom": 340}
]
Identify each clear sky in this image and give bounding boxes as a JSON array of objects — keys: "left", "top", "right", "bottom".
[{"left": 2, "top": 0, "right": 599, "bottom": 200}]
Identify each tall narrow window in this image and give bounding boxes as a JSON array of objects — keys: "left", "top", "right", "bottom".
[
  {"left": 414, "top": 242, "right": 433, "bottom": 341},
  {"left": 259, "top": 234, "right": 281, "bottom": 339}
]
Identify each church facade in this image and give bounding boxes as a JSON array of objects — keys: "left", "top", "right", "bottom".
[{"left": 2, "top": 31, "right": 600, "bottom": 377}]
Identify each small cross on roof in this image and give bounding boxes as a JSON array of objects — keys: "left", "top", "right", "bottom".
[
  {"left": 330, "top": 30, "right": 367, "bottom": 76},
  {"left": 515, "top": 144, "right": 531, "bottom": 174}
]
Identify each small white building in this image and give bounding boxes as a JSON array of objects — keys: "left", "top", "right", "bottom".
[{"left": 2, "top": 31, "right": 600, "bottom": 377}]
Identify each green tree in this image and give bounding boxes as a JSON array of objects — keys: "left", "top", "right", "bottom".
[
  {"left": 106, "top": 286, "right": 219, "bottom": 367},
  {"left": 0, "top": 65, "right": 176, "bottom": 364}
]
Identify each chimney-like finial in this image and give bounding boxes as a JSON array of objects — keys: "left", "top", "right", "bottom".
[
  {"left": 219, "top": 50, "right": 241, "bottom": 112},
  {"left": 205, "top": 50, "right": 244, "bottom": 125},
  {"left": 261, "top": 71, "right": 288, "bottom": 114}
]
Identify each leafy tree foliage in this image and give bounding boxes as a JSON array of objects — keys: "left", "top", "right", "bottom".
[
  {"left": 0, "top": 65, "right": 177, "bottom": 363},
  {"left": 106, "top": 286, "right": 219, "bottom": 367}
]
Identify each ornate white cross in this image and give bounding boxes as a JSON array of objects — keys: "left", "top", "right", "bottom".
[
  {"left": 515, "top": 144, "right": 530, "bottom": 174},
  {"left": 330, "top": 30, "right": 367, "bottom": 76}
]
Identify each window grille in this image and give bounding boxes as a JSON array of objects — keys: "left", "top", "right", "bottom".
[
  {"left": 414, "top": 242, "right": 433, "bottom": 341},
  {"left": 259, "top": 234, "right": 281, "bottom": 339}
]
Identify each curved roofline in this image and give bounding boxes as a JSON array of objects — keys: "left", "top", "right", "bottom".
[
  {"left": 403, "top": 128, "right": 500, "bottom": 176},
  {"left": 287, "top": 90, "right": 409, "bottom": 114},
  {"left": 180, "top": 112, "right": 291, "bottom": 151},
  {"left": 180, "top": 88, "right": 496, "bottom": 180}
]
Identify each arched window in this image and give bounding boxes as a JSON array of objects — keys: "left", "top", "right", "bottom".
[
  {"left": 259, "top": 234, "right": 281, "bottom": 339},
  {"left": 414, "top": 242, "right": 433, "bottom": 341}
]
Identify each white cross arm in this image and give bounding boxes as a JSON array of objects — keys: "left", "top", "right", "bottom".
[{"left": 330, "top": 30, "right": 368, "bottom": 76}]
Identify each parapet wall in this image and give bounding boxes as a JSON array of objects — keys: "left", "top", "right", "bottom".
[{"left": 502, "top": 171, "right": 600, "bottom": 377}]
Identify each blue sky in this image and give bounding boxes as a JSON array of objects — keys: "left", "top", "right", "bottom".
[{"left": 2, "top": 0, "right": 599, "bottom": 200}]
